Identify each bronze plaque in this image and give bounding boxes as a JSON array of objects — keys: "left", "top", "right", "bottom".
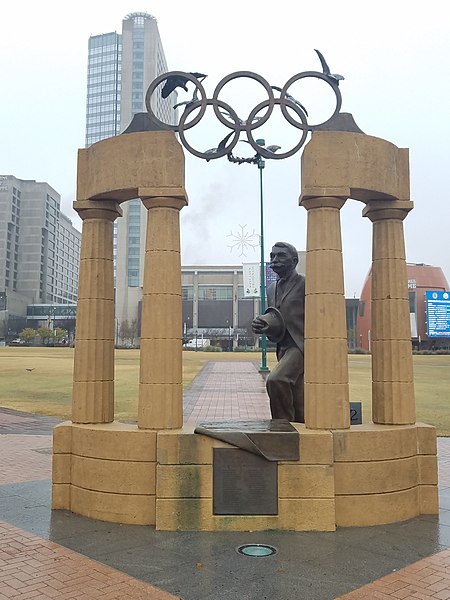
[
  {"left": 195, "top": 419, "right": 299, "bottom": 461},
  {"left": 213, "top": 448, "right": 278, "bottom": 515}
]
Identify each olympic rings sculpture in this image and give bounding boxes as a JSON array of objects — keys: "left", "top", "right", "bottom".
[{"left": 145, "top": 67, "right": 342, "bottom": 161}]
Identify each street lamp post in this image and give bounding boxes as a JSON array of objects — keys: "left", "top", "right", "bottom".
[
  {"left": 256, "top": 140, "right": 269, "bottom": 373},
  {"left": 226, "top": 137, "right": 273, "bottom": 371},
  {"left": 226, "top": 319, "right": 232, "bottom": 352}
]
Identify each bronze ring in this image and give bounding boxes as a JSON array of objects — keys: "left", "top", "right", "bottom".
[
  {"left": 280, "top": 71, "right": 342, "bottom": 130},
  {"left": 145, "top": 71, "right": 207, "bottom": 131},
  {"left": 177, "top": 98, "right": 241, "bottom": 160}
]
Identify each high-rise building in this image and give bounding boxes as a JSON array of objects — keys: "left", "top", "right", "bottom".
[
  {"left": 85, "top": 12, "right": 175, "bottom": 339},
  {"left": 54, "top": 213, "right": 82, "bottom": 304},
  {"left": 85, "top": 32, "right": 121, "bottom": 147},
  {"left": 0, "top": 175, "right": 81, "bottom": 334}
]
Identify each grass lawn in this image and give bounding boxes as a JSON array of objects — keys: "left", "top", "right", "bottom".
[{"left": 1, "top": 347, "right": 449, "bottom": 434}]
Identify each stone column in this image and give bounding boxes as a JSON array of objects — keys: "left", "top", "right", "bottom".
[
  {"left": 72, "top": 200, "right": 122, "bottom": 424},
  {"left": 300, "top": 196, "right": 350, "bottom": 429},
  {"left": 363, "top": 200, "right": 415, "bottom": 424},
  {"left": 138, "top": 196, "right": 187, "bottom": 429}
]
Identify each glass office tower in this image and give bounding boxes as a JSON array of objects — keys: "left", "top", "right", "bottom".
[
  {"left": 85, "top": 32, "right": 121, "bottom": 147},
  {"left": 85, "top": 13, "right": 174, "bottom": 340}
]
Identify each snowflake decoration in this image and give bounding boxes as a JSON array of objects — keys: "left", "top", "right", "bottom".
[{"left": 227, "top": 224, "right": 259, "bottom": 257}]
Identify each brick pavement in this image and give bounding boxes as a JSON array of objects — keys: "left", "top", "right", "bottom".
[
  {"left": 2, "top": 361, "right": 450, "bottom": 599},
  {"left": 337, "top": 548, "right": 450, "bottom": 599},
  {"left": 0, "top": 408, "right": 61, "bottom": 436},
  {"left": 0, "top": 521, "right": 178, "bottom": 600},
  {"left": 0, "top": 431, "right": 179, "bottom": 599},
  {"left": 183, "top": 360, "right": 271, "bottom": 422},
  {"left": 0, "top": 435, "right": 52, "bottom": 485}
]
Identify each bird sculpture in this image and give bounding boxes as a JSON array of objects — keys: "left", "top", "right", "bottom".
[
  {"left": 227, "top": 140, "right": 281, "bottom": 164},
  {"left": 161, "top": 72, "right": 207, "bottom": 98},
  {"left": 271, "top": 86, "right": 309, "bottom": 116},
  {"left": 204, "top": 131, "right": 235, "bottom": 161},
  {"left": 173, "top": 88, "right": 199, "bottom": 111},
  {"left": 240, "top": 139, "right": 281, "bottom": 153},
  {"left": 219, "top": 110, "right": 264, "bottom": 127},
  {"left": 314, "top": 49, "right": 344, "bottom": 85}
]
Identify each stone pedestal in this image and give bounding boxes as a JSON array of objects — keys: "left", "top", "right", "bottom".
[{"left": 52, "top": 126, "right": 438, "bottom": 531}]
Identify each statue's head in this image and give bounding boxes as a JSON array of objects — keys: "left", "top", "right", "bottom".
[{"left": 270, "top": 242, "right": 298, "bottom": 278}]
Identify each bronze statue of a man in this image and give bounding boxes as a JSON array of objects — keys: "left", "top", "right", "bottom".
[{"left": 252, "top": 242, "right": 305, "bottom": 422}]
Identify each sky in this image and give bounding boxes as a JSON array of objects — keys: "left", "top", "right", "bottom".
[{"left": 1, "top": 0, "right": 449, "bottom": 297}]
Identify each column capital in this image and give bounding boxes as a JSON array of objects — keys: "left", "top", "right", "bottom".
[
  {"left": 362, "top": 200, "right": 413, "bottom": 222},
  {"left": 141, "top": 196, "right": 187, "bottom": 211},
  {"left": 73, "top": 199, "right": 122, "bottom": 221},
  {"left": 300, "top": 196, "right": 347, "bottom": 211}
]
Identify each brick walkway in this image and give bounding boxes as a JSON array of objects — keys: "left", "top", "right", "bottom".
[
  {"left": 0, "top": 435, "right": 53, "bottom": 484},
  {"left": 1, "top": 361, "right": 450, "bottom": 599},
  {"left": 337, "top": 548, "right": 450, "bottom": 599},
  {"left": 0, "top": 438, "right": 179, "bottom": 599},
  {"left": 0, "top": 521, "right": 177, "bottom": 600},
  {"left": 183, "top": 360, "right": 271, "bottom": 422}
]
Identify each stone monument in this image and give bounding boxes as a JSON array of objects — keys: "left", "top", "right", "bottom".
[{"left": 52, "top": 62, "right": 438, "bottom": 530}]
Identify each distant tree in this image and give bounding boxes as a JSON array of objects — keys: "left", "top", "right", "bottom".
[
  {"left": 20, "top": 328, "right": 37, "bottom": 343},
  {"left": 129, "top": 319, "right": 138, "bottom": 346},
  {"left": 58, "top": 319, "right": 75, "bottom": 342},
  {"left": 119, "top": 320, "right": 137, "bottom": 346},
  {"left": 54, "top": 327, "right": 68, "bottom": 343},
  {"left": 0, "top": 315, "right": 7, "bottom": 339},
  {"left": 37, "top": 326, "right": 54, "bottom": 345}
]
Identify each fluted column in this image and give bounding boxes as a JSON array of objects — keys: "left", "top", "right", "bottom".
[
  {"left": 138, "top": 196, "right": 187, "bottom": 429},
  {"left": 72, "top": 200, "right": 122, "bottom": 424},
  {"left": 300, "top": 196, "right": 350, "bottom": 429},
  {"left": 363, "top": 200, "right": 415, "bottom": 424}
]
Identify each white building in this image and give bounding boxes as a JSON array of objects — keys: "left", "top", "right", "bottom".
[{"left": 0, "top": 175, "right": 81, "bottom": 336}]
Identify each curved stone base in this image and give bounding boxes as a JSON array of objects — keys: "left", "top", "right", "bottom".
[
  {"left": 52, "top": 421, "right": 438, "bottom": 530},
  {"left": 332, "top": 422, "right": 438, "bottom": 527},
  {"left": 52, "top": 422, "right": 157, "bottom": 525}
]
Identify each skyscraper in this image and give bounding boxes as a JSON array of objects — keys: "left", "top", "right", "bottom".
[
  {"left": 85, "top": 12, "right": 175, "bottom": 341},
  {"left": 85, "top": 31, "right": 121, "bottom": 147}
]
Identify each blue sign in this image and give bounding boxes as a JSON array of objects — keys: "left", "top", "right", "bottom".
[{"left": 426, "top": 290, "right": 450, "bottom": 338}]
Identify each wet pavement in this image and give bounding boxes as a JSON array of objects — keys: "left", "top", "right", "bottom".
[{"left": 1, "top": 361, "right": 450, "bottom": 599}]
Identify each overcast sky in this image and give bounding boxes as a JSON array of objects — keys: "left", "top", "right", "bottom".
[{"left": 1, "top": 1, "right": 449, "bottom": 297}]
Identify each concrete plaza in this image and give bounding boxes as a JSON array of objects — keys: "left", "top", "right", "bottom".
[{"left": 1, "top": 361, "right": 450, "bottom": 599}]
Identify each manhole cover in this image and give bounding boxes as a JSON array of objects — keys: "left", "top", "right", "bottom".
[{"left": 236, "top": 544, "right": 278, "bottom": 557}]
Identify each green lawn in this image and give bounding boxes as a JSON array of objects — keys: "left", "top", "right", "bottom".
[{"left": 1, "top": 347, "right": 449, "bottom": 434}]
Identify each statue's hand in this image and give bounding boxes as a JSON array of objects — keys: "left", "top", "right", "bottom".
[{"left": 252, "top": 316, "right": 269, "bottom": 334}]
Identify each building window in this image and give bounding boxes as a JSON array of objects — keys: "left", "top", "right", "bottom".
[
  {"left": 198, "top": 286, "right": 233, "bottom": 301},
  {"left": 182, "top": 286, "right": 194, "bottom": 301}
]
